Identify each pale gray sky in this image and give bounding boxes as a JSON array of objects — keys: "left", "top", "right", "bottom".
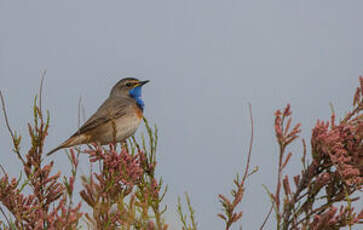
[{"left": 1, "top": 1, "right": 362, "bottom": 229}]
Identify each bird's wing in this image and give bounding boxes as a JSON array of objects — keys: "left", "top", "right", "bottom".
[{"left": 71, "top": 97, "right": 130, "bottom": 137}]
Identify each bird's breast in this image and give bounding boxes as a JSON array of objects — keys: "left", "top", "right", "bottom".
[
  {"left": 99, "top": 113, "right": 142, "bottom": 144},
  {"left": 135, "top": 104, "right": 144, "bottom": 119},
  {"left": 114, "top": 103, "right": 143, "bottom": 140}
]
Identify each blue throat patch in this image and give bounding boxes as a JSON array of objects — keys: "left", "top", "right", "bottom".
[{"left": 129, "top": 86, "right": 145, "bottom": 110}]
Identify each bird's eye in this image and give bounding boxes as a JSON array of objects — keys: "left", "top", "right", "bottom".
[{"left": 126, "top": 82, "right": 132, "bottom": 87}]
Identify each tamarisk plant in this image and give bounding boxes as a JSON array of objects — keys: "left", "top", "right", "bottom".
[
  {"left": 80, "top": 118, "right": 168, "bottom": 230},
  {"left": 0, "top": 79, "right": 82, "bottom": 229},
  {"left": 217, "top": 77, "right": 363, "bottom": 230},
  {"left": 259, "top": 77, "right": 363, "bottom": 230}
]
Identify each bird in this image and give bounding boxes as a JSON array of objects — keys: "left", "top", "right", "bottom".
[{"left": 46, "top": 77, "right": 149, "bottom": 156}]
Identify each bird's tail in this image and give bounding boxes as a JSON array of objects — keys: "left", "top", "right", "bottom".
[
  {"left": 46, "top": 145, "right": 65, "bottom": 156},
  {"left": 46, "top": 134, "right": 88, "bottom": 156}
]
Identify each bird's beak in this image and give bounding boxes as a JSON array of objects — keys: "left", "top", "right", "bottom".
[{"left": 138, "top": 80, "right": 150, "bottom": 87}]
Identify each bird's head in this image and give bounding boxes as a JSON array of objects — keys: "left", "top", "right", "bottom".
[
  {"left": 111, "top": 78, "right": 149, "bottom": 97},
  {"left": 110, "top": 78, "right": 149, "bottom": 108}
]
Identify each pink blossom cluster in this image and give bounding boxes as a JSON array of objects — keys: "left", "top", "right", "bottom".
[
  {"left": 310, "top": 206, "right": 363, "bottom": 230},
  {"left": 0, "top": 92, "right": 83, "bottom": 229},
  {"left": 312, "top": 118, "right": 362, "bottom": 186},
  {"left": 0, "top": 169, "right": 82, "bottom": 230},
  {"left": 85, "top": 144, "right": 144, "bottom": 190},
  {"left": 311, "top": 77, "right": 362, "bottom": 187},
  {"left": 80, "top": 144, "right": 167, "bottom": 229}
]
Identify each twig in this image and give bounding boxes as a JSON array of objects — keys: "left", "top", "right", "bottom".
[
  {"left": 185, "top": 192, "right": 197, "bottom": 230},
  {"left": 259, "top": 205, "right": 273, "bottom": 230},
  {"left": 78, "top": 96, "right": 82, "bottom": 130},
  {"left": 0, "top": 163, "right": 6, "bottom": 175},
  {"left": 81, "top": 102, "right": 86, "bottom": 125},
  {"left": 77, "top": 98, "right": 94, "bottom": 152},
  {"left": 0, "top": 91, "right": 26, "bottom": 165},
  {"left": 0, "top": 205, "right": 11, "bottom": 227},
  {"left": 0, "top": 91, "right": 16, "bottom": 141},
  {"left": 37, "top": 70, "right": 46, "bottom": 157},
  {"left": 242, "top": 103, "right": 254, "bottom": 183},
  {"left": 218, "top": 103, "right": 255, "bottom": 230},
  {"left": 39, "top": 70, "right": 46, "bottom": 114}
]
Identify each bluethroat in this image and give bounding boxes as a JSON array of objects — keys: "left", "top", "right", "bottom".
[{"left": 47, "top": 78, "right": 149, "bottom": 156}]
